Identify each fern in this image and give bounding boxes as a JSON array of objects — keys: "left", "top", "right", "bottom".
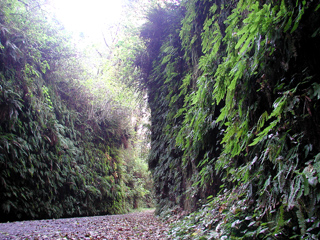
[{"left": 296, "top": 204, "right": 307, "bottom": 236}]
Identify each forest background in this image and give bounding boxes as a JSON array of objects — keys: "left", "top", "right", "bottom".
[{"left": 1, "top": 0, "right": 320, "bottom": 239}]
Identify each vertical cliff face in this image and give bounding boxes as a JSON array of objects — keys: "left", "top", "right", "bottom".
[
  {"left": 0, "top": 0, "right": 153, "bottom": 222},
  {"left": 138, "top": 0, "right": 320, "bottom": 238},
  {"left": 137, "top": 2, "right": 223, "bottom": 213},
  {"left": 138, "top": 6, "right": 190, "bottom": 213},
  {"left": 0, "top": 1, "right": 127, "bottom": 221}
]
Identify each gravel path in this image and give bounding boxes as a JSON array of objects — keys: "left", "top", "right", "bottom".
[{"left": 0, "top": 210, "right": 169, "bottom": 240}]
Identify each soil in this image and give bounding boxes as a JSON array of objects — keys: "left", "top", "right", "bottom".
[{"left": 0, "top": 210, "right": 169, "bottom": 240}]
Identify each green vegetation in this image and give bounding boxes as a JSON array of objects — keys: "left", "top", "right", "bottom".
[
  {"left": 136, "top": 0, "right": 320, "bottom": 239},
  {"left": 2, "top": 0, "right": 320, "bottom": 238},
  {"left": 0, "top": 0, "right": 152, "bottom": 222}
]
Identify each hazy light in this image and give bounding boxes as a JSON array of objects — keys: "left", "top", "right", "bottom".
[{"left": 52, "top": 0, "right": 123, "bottom": 37}]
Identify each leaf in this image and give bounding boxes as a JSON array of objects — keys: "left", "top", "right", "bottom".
[
  {"left": 239, "top": 37, "right": 252, "bottom": 54},
  {"left": 296, "top": 207, "right": 306, "bottom": 235},
  {"left": 235, "top": 33, "right": 249, "bottom": 49},
  {"left": 284, "top": 16, "right": 292, "bottom": 32},
  {"left": 257, "top": 111, "right": 269, "bottom": 131},
  {"left": 311, "top": 82, "right": 320, "bottom": 100},
  {"left": 249, "top": 120, "right": 277, "bottom": 146},
  {"left": 260, "top": 175, "right": 271, "bottom": 196}
]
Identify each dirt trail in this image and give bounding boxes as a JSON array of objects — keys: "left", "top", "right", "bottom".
[{"left": 0, "top": 210, "right": 169, "bottom": 240}]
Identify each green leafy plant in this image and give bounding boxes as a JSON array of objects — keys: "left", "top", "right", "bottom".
[
  {"left": 136, "top": 0, "right": 320, "bottom": 239},
  {"left": 0, "top": 0, "right": 153, "bottom": 222}
]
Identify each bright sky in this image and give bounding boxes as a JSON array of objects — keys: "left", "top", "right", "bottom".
[{"left": 51, "top": 0, "right": 124, "bottom": 38}]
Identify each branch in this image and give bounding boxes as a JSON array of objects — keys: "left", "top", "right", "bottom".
[
  {"left": 96, "top": 49, "right": 103, "bottom": 58},
  {"left": 102, "top": 32, "right": 111, "bottom": 50},
  {"left": 17, "top": 0, "right": 29, "bottom": 7}
]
